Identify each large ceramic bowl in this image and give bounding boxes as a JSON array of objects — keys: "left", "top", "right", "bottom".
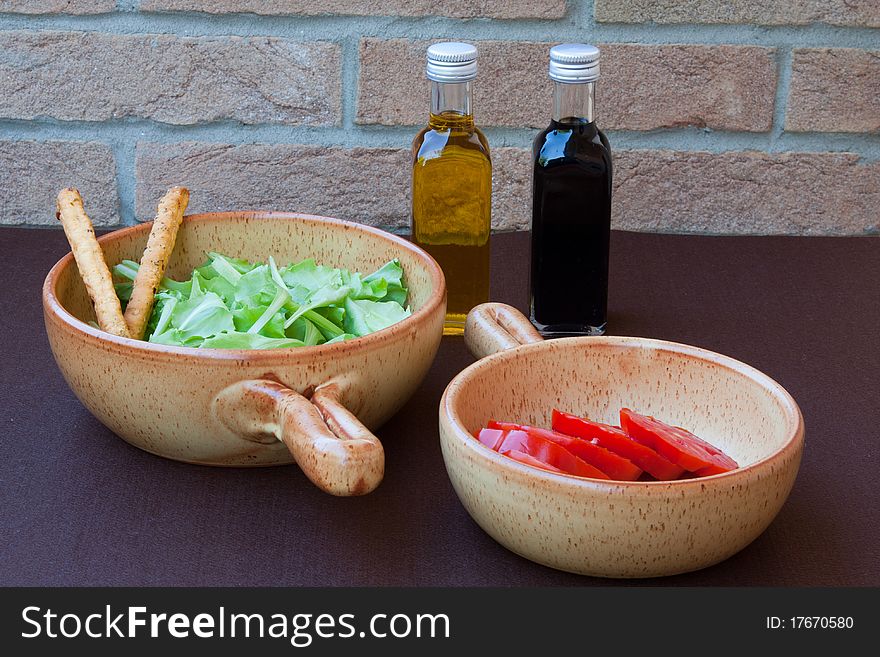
[
  {"left": 439, "top": 303, "right": 804, "bottom": 577},
  {"left": 43, "top": 212, "right": 445, "bottom": 496}
]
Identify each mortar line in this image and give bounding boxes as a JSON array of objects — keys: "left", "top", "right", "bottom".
[
  {"left": 0, "top": 12, "right": 877, "bottom": 49},
  {"left": 2, "top": 119, "right": 878, "bottom": 160},
  {"left": 340, "top": 33, "right": 359, "bottom": 129},
  {"left": 770, "top": 46, "right": 794, "bottom": 150},
  {"left": 575, "top": 0, "right": 596, "bottom": 30},
  {"left": 111, "top": 138, "right": 137, "bottom": 225}
]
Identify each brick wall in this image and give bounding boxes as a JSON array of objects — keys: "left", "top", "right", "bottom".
[{"left": 0, "top": 1, "right": 877, "bottom": 235}]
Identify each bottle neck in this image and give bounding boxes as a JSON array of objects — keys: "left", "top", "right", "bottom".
[
  {"left": 430, "top": 80, "right": 474, "bottom": 129},
  {"left": 552, "top": 81, "right": 595, "bottom": 124}
]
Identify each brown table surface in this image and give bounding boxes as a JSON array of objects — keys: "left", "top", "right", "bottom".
[{"left": 1, "top": 228, "right": 878, "bottom": 586}]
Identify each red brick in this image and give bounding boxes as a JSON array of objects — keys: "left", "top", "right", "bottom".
[
  {"left": 0, "top": 31, "right": 341, "bottom": 125},
  {"left": 787, "top": 49, "right": 880, "bottom": 133},
  {"left": 613, "top": 150, "right": 880, "bottom": 235},
  {"left": 136, "top": 143, "right": 878, "bottom": 235},
  {"left": 357, "top": 39, "right": 776, "bottom": 132},
  {"left": 0, "top": 140, "right": 118, "bottom": 226},
  {"left": 136, "top": 143, "right": 408, "bottom": 228},
  {"left": 136, "top": 142, "right": 532, "bottom": 231},
  {"left": 595, "top": 1, "right": 880, "bottom": 28},
  {"left": 141, "top": 0, "right": 566, "bottom": 19},
  {"left": 0, "top": 1, "right": 114, "bottom": 13}
]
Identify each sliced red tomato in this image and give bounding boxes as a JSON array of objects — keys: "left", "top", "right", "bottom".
[
  {"left": 503, "top": 450, "right": 564, "bottom": 474},
  {"left": 496, "top": 429, "right": 610, "bottom": 480},
  {"left": 490, "top": 420, "right": 641, "bottom": 481},
  {"left": 488, "top": 420, "right": 519, "bottom": 431},
  {"left": 477, "top": 428, "right": 506, "bottom": 450},
  {"left": 619, "top": 408, "right": 738, "bottom": 474},
  {"left": 691, "top": 463, "right": 736, "bottom": 477},
  {"left": 550, "top": 410, "right": 684, "bottom": 481}
]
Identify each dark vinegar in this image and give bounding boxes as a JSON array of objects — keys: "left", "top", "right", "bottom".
[{"left": 530, "top": 119, "right": 612, "bottom": 335}]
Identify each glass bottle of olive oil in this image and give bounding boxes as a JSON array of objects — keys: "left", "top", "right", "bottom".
[{"left": 412, "top": 42, "right": 491, "bottom": 335}]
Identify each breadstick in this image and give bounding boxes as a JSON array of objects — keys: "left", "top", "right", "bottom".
[
  {"left": 124, "top": 186, "right": 189, "bottom": 339},
  {"left": 55, "top": 189, "right": 131, "bottom": 339}
]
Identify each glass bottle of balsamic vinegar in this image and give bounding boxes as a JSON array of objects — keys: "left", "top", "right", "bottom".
[
  {"left": 531, "top": 44, "right": 612, "bottom": 336},
  {"left": 412, "top": 42, "right": 491, "bottom": 335}
]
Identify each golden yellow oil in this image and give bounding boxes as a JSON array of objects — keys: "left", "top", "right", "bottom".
[{"left": 412, "top": 111, "right": 491, "bottom": 335}]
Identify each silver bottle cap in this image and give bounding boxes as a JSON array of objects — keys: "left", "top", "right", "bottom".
[
  {"left": 426, "top": 42, "right": 478, "bottom": 82},
  {"left": 549, "top": 43, "right": 600, "bottom": 83}
]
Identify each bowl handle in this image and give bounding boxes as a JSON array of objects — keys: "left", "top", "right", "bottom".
[
  {"left": 213, "top": 379, "right": 384, "bottom": 496},
  {"left": 464, "top": 302, "right": 544, "bottom": 359}
]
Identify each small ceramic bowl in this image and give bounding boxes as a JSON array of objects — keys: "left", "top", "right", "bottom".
[
  {"left": 439, "top": 303, "right": 804, "bottom": 577},
  {"left": 43, "top": 212, "right": 445, "bottom": 496}
]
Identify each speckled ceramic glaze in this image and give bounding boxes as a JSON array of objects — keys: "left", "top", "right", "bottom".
[
  {"left": 43, "top": 212, "right": 445, "bottom": 495},
  {"left": 440, "top": 303, "right": 804, "bottom": 577}
]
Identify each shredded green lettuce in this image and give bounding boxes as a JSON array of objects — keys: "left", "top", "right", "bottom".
[{"left": 113, "top": 254, "right": 411, "bottom": 349}]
